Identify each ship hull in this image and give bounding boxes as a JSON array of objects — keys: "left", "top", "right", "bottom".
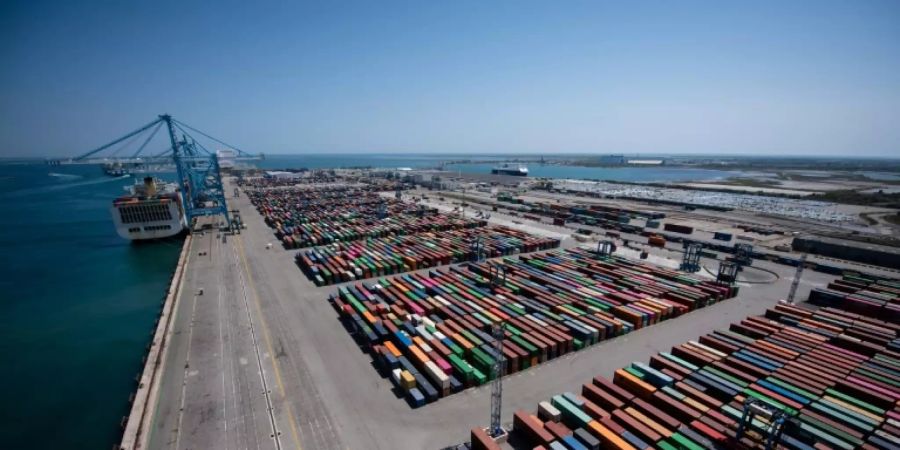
[
  {"left": 113, "top": 223, "right": 185, "bottom": 241},
  {"left": 110, "top": 196, "right": 187, "bottom": 241},
  {"left": 491, "top": 169, "right": 528, "bottom": 176}
]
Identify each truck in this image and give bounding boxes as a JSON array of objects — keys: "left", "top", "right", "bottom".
[{"left": 648, "top": 235, "right": 666, "bottom": 248}]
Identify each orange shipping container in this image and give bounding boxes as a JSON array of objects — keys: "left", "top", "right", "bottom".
[
  {"left": 384, "top": 341, "right": 403, "bottom": 358},
  {"left": 613, "top": 368, "right": 656, "bottom": 400},
  {"left": 409, "top": 345, "right": 431, "bottom": 365},
  {"left": 586, "top": 420, "right": 637, "bottom": 450}
]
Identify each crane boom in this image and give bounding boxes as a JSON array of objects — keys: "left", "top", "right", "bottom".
[
  {"left": 74, "top": 117, "right": 163, "bottom": 161},
  {"left": 64, "top": 114, "right": 255, "bottom": 230}
]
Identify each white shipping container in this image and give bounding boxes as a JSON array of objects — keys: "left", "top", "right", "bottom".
[
  {"left": 433, "top": 295, "right": 451, "bottom": 307},
  {"left": 524, "top": 313, "right": 548, "bottom": 328},
  {"left": 415, "top": 325, "right": 434, "bottom": 342},
  {"left": 688, "top": 340, "right": 726, "bottom": 358},
  {"left": 538, "top": 401, "right": 561, "bottom": 422},
  {"left": 424, "top": 361, "right": 450, "bottom": 389}
]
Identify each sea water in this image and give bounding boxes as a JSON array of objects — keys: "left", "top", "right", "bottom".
[
  {"left": 257, "top": 154, "right": 736, "bottom": 182},
  {"left": 0, "top": 161, "right": 183, "bottom": 449}
]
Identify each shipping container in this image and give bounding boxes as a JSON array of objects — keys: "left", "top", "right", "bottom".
[
  {"left": 497, "top": 277, "right": 900, "bottom": 450},
  {"left": 332, "top": 247, "right": 736, "bottom": 405},
  {"left": 247, "top": 186, "right": 487, "bottom": 249},
  {"left": 297, "top": 226, "right": 559, "bottom": 285},
  {"left": 713, "top": 232, "right": 732, "bottom": 242}
]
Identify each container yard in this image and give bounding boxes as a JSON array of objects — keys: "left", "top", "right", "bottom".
[
  {"left": 298, "top": 226, "right": 559, "bottom": 285},
  {"left": 128, "top": 172, "right": 900, "bottom": 450},
  {"left": 247, "top": 183, "right": 564, "bottom": 286},
  {"left": 247, "top": 185, "right": 490, "bottom": 249},
  {"left": 808, "top": 273, "right": 900, "bottom": 320},
  {"left": 330, "top": 248, "right": 737, "bottom": 406},
  {"left": 496, "top": 292, "right": 900, "bottom": 450}
]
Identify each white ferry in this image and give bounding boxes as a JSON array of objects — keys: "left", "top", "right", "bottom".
[
  {"left": 491, "top": 163, "right": 528, "bottom": 177},
  {"left": 110, "top": 177, "right": 186, "bottom": 241}
]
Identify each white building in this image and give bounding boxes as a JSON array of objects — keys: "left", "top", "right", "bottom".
[
  {"left": 264, "top": 170, "right": 302, "bottom": 179},
  {"left": 216, "top": 149, "right": 237, "bottom": 168}
]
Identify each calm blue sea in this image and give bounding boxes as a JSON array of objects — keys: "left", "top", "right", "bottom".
[
  {"left": 443, "top": 163, "right": 734, "bottom": 182},
  {"left": 0, "top": 162, "right": 183, "bottom": 449},
  {"left": 0, "top": 154, "right": 733, "bottom": 450},
  {"left": 258, "top": 154, "right": 736, "bottom": 182}
]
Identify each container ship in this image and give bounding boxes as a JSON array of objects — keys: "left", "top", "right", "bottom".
[
  {"left": 491, "top": 163, "right": 528, "bottom": 176},
  {"left": 110, "top": 177, "right": 186, "bottom": 241}
]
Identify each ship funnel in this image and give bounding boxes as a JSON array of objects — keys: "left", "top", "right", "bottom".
[{"left": 143, "top": 177, "right": 157, "bottom": 197}]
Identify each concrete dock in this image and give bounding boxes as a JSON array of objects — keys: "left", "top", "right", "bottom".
[{"left": 123, "top": 178, "right": 850, "bottom": 450}]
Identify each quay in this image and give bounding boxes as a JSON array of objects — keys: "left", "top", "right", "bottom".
[{"left": 118, "top": 177, "right": 868, "bottom": 450}]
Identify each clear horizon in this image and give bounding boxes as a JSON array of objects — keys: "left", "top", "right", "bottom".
[
  {"left": 6, "top": 152, "right": 900, "bottom": 162},
  {"left": 2, "top": 1, "right": 899, "bottom": 158}
]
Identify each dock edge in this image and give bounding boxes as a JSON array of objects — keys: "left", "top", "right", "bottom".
[{"left": 118, "top": 235, "right": 192, "bottom": 450}]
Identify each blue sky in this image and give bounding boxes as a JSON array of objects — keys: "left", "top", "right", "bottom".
[{"left": 1, "top": 1, "right": 898, "bottom": 157}]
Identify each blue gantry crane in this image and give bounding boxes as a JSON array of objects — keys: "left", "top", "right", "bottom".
[
  {"left": 736, "top": 397, "right": 790, "bottom": 450},
  {"left": 62, "top": 114, "right": 261, "bottom": 230}
]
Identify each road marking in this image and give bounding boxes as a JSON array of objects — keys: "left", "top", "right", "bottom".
[
  {"left": 236, "top": 234, "right": 304, "bottom": 450},
  {"left": 216, "top": 235, "right": 230, "bottom": 450},
  {"left": 231, "top": 240, "right": 282, "bottom": 450},
  {"left": 173, "top": 234, "right": 203, "bottom": 450}
]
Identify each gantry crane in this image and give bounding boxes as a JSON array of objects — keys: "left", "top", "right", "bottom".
[
  {"left": 60, "top": 114, "right": 261, "bottom": 230},
  {"left": 786, "top": 253, "right": 809, "bottom": 304},
  {"left": 489, "top": 321, "right": 507, "bottom": 438},
  {"left": 736, "top": 397, "right": 789, "bottom": 450},
  {"left": 486, "top": 264, "right": 509, "bottom": 439}
]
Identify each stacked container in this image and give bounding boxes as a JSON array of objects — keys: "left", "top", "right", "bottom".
[
  {"left": 330, "top": 248, "right": 737, "bottom": 406},
  {"left": 808, "top": 273, "right": 900, "bottom": 322},
  {"left": 296, "top": 226, "right": 560, "bottom": 285},
  {"left": 247, "top": 186, "right": 487, "bottom": 248},
  {"left": 507, "top": 298, "right": 900, "bottom": 449}
]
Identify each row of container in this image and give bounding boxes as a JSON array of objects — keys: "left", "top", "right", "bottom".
[
  {"left": 247, "top": 187, "right": 489, "bottom": 248},
  {"left": 248, "top": 184, "right": 382, "bottom": 206},
  {"left": 296, "top": 226, "right": 561, "bottom": 286},
  {"left": 237, "top": 173, "right": 338, "bottom": 188},
  {"left": 507, "top": 299, "right": 900, "bottom": 450},
  {"left": 808, "top": 273, "right": 900, "bottom": 323},
  {"left": 277, "top": 214, "right": 486, "bottom": 249},
  {"left": 328, "top": 248, "right": 737, "bottom": 406}
]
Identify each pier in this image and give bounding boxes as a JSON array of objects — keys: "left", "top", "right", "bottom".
[{"left": 115, "top": 176, "right": 859, "bottom": 450}]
